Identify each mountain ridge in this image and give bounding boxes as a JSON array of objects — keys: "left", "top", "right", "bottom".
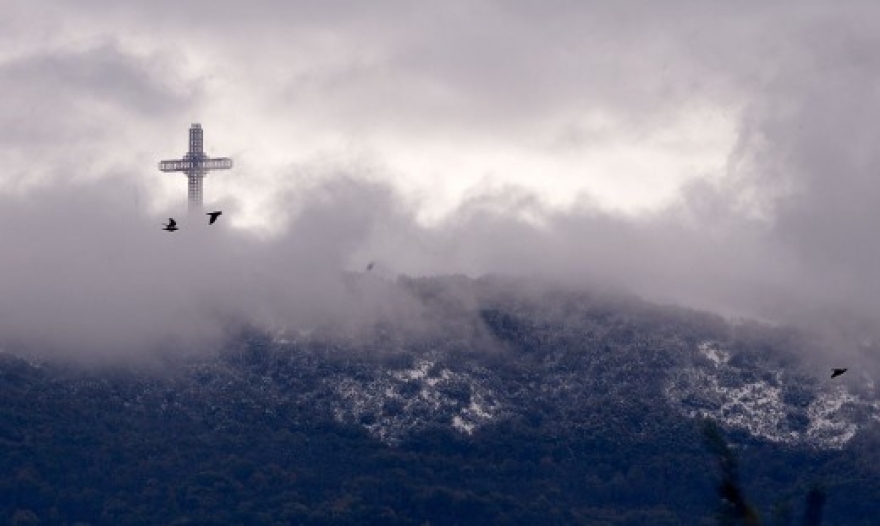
[{"left": 1, "top": 275, "right": 878, "bottom": 524}]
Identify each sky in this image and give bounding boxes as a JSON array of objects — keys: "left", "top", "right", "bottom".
[{"left": 3, "top": 1, "right": 880, "bottom": 363}]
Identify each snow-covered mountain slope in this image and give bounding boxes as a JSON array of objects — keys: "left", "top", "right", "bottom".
[
  {"left": 331, "top": 357, "right": 501, "bottom": 442},
  {"left": 4, "top": 276, "right": 880, "bottom": 525},
  {"left": 205, "top": 276, "right": 879, "bottom": 451},
  {"left": 4, "top": 275, "right": 879, "bottom": 453},
  {"left": 665, "top": 342, "right": 880, "bottom": 449}
]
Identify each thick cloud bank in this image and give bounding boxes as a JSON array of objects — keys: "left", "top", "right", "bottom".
[
  {"left": 3, "top": 3, "right": 880, "bottom": 367},
  {"left": 0, "top": 161, "right": 878, "bottom": 366},
  {"left": 0, "top": 178, "right": 422, "bottom": 359}
]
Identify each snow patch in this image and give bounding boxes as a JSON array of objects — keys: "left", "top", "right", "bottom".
[
  {"left": 452, "top": 415, "right": 474, "bottom": 434},
  {"left": 698, "top": 341, "right": 730, "bottom": 367},
  {"left": 666, "top": 341, "right": 878, "bottom": 450},
  {"left": 806, "top": 388, "right": 859, "bottom": 448},
  {"left": 331, "top": 359, "right": 499, "bottom": 444}
]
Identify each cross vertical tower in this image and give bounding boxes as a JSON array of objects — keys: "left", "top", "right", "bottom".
[{"left": 158, "top": 124, "right": 233, "bottom": 212}]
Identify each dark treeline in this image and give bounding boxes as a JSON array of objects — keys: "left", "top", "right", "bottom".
[
  {"left": 2, "top": 344, "right": 877, "bottom": 525},
  {"left": 703, "top": 421, "right": 833, "bottom": 526}
]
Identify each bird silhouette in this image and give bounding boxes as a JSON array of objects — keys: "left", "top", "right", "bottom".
[
  {"left": 207, "top": 211, "right": 222, "bottom": 225},
  {"left": 831, "top": 368, "right": 847, "bottom": 379},
  {"left": 163, "top": 218, "right": 178, "bottom": 232},
  {"left": 366, "top": 261, "right": 375, "bottom": 271}
]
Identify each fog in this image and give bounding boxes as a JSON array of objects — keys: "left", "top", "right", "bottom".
[
  {"left": 3, "top": 2, "right": 880, "bottom": 366},
  {"left": 0, "top": 176, "right": 419, "bottom": 359},
  {"left": 0, "top": 163, "right": 876, "bottom": 365}
]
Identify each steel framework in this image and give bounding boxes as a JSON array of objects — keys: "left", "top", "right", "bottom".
[{"left": 158, "top": 124, "right": 233, "bottom": 212}]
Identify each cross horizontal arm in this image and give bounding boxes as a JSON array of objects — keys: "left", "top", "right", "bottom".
[{"left": 158, "top": 157, "right": 234, "bottom": 172}]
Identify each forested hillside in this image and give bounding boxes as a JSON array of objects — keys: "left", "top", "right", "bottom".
[{"left": 1, "top": 276, "right": 878, "bottom": 525}]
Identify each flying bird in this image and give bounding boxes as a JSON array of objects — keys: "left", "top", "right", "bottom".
[
  {"left": 163, "top": 218, "right": 178, "bottom": 232},
  {"left": 207, "top": 211, "right": 222, "bottom": 225},
  {"left": 366, "top": 261, "right": 375, "bottom": 271},
  {"left": 831, "top": 368, "right": 847, "bottom": 379}
]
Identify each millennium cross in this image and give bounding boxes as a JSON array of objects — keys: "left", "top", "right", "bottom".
[{"left": 158, "top": 123, "right": 233, "bottom": 212}]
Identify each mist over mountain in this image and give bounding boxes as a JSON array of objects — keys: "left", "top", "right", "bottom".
[
  {"left": 5, "top": 4, "right": 880, "bottom": 367},
  {"left": 4, "top": 3, "right": 880, "bottom": 524},
  {"left": 2, "top": 275, "right": 879, "bottom": 524},
  {"left": 4, "top": 170, "right": 880, "bottom": 374}
]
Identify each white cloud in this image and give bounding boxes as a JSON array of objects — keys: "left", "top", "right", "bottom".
[{"left": 3, "top": 2, "right": 880, "bottom": 364}]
